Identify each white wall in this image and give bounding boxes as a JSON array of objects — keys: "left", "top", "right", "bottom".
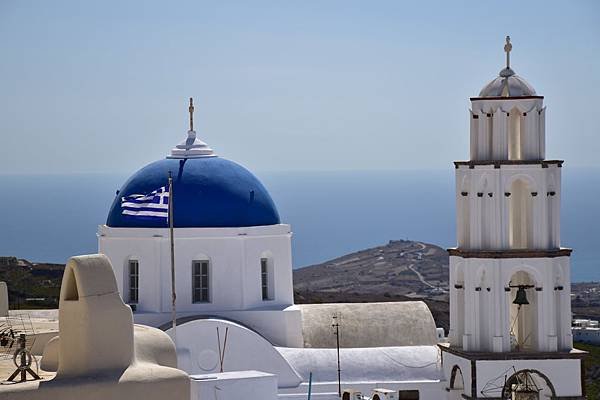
[
  {"left": 131, "top": 306, "right": 304, "bottom": 348},
  {"left": 469, "top": 98, "right": 545, "bottom": 162},
  {"left": 573, "top": 328, "right": 600, "bottom": 344},
  {"left": 98, "top": 224, "right": 294, "bottom": 314},
  {"left": 442, "top": 352, "right": 583, "bottom": 398},
  {"left": 167, "top": 319, "right": 302, "bottom": 389},
  {"left": 448, "top": 255, "right": 572, "bottom": 353},
  {"left": 455, "top": 163, "right": 561, "bottom": 251},
  {"left": 477, "top": 359, "right": 582, "bottom": 398},
  {"left": 190, "top": 371, "right": 278, "bottom": 400}
]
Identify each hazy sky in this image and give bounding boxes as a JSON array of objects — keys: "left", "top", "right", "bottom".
[{"left": 1, "top": 1, "right": 598, "bottom": 174}]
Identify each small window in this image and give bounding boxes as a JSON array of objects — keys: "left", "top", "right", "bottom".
[
  {"left": 398, "top": 390, "right": 419, "bottom": 400},
  {"left": 192, "top": 260, "right": 210, "bottom": 303},
  {"left": 261, "top": 258, "right": 270, "bottom": 300},
  {"left": 128, "top": 260, "right": 139, "bottom": 304}
]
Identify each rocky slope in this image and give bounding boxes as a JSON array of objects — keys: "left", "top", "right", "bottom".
[
  {"left": 294, "top": 239, "right": 449, "bottom": 299},
  {"left": 293, "top": 239, "right": 451, "bottom": 331}
]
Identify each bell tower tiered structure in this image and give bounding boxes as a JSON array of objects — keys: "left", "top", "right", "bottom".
[{"left": 440, "top": 37, "right": 586, "bottom": 400}]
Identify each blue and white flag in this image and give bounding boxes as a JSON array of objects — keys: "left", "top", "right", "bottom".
[{"left": 121, "top": 186, "right": 169, "bottom": 221}]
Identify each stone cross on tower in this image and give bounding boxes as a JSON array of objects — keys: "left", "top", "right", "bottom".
[
  {"left": 504, "top": 35, "right": 512, "bottom": 69},
  {"left": 189, "top": 97, "right": 195, "bottom": 132}
]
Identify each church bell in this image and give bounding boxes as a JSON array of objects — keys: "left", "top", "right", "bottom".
[{"left": 512, "top": 286, "right": 529, "bottom": 306}]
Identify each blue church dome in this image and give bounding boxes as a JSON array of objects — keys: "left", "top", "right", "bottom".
[{"left": 106, "top": 156, "right": 280, "bottom": 228}]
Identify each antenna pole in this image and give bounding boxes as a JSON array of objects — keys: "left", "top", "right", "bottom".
[
  {"left": 168, "top": 171, "right": 177, "bottom": 346},
  {"left": 332, "top": 313, "right": 341, "bottom": 397}
]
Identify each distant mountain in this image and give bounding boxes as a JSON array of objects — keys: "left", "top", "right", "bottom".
[
  {"left": 293, "top": 239, "right": 449, "bottom": 299},
  {"left": 0, "top": 257, "right": 64, "bottom": 308},
  {"left": 292, "top": 239, "right": 451, "bottom": 331}
]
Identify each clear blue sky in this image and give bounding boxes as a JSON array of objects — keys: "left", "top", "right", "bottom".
[{"left": 1, "top": 0, "right": 598, "bottom": 174}]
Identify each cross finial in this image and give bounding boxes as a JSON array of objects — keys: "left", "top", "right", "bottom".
[
  {"left": 188, "top": 97, "right": 195, "bottom": 132},
  {"left": 504, "top": 35, "right": 512, "bottom": 69}
]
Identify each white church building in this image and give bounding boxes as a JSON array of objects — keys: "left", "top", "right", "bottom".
[{"left": 98, "top": 38, "right": 587, "bottom": 399}]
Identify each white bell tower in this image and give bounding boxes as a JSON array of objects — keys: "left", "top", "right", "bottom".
[{"left": 441, "top": 37, "right": 586, "bottom": 400}]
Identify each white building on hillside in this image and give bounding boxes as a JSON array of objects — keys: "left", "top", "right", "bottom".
[{"left": 573, "top": 319, "right": 600, "bottom": 345}]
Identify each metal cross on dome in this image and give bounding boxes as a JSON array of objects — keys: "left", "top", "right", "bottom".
[
  {"left": 504, "top": 35, "right": 512, "bottom": 69},
  {"left": 188, "top": 97, "right": 195, "bottom": 132}
]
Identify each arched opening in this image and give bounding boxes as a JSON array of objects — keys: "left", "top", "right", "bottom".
[
  {"left": 452, "top": 266, "right": 465, "bottom": 347},
  {"left": 553, "top": 273, "right": 563, "bottom": 351},
  {"left": 459, "top": 175, "right": 470, "bottom": 248},
  {"left": 508, "top": 109, "right": 523, "bottom": 160},
  {"left": 546, "top": 174, "right": 558, "bottom": 248},
  {"left": 192, "top": 254, "right": 211, "bottom": 304},
  {"left": 124, "top": 257, "right": 139, "bottom": 305},
  {"left": 508, "top": 271, "right": 539, "bottom": 352},
  {"left": 501, "top": 369, "right": 556, "bottom": 399},
  {"left": 62, "top": 266, "right": 79, "bottom": 301},
  {"left": 449, "top": 365, "right": 465, "bottom": 400},
  {"left": 508, "top": 178, "right": 533, "bottom": 249},
  {"left": 477, "top": 270, "right": 491, "bottom": 351},
  {"left": 480, "top": 177, "right": 491, "bottom": 248},
  {"left": 485, "top": 112, "right": 493, "bottom": 160},
  {"left": 260, "top": 251, "right": 275, "bottom": 301}
]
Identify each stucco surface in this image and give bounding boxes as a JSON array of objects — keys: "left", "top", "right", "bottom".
[
  {"left": 168, "top": 318, "right": 302, "bottom": 388},
  {"left": 41, "top": 324, "right": 178, "bottom": 372},
  {"left": 57, "top": 254, "right": 134, "bottom": 377},
  {"left": 190, "top": 371, "right": 278, "bottom": 400},
  {"left": 297, "top": 301, "right": 437, "bottom": 348},
  {"left": 0, "top": 254, "right": 189, "bottom": 400},
  {"left": 276, "top": 345, "right": 443, "bottom": 383}
]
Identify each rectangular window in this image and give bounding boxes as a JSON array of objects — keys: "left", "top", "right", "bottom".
[
  {"left": 128, "top": 260, "right": 139, "bottom": 304},
  {"left": 192, "top": 260, "right": 210, "bottom": 303},
  {"left": 261, "top": 258, "right": 269, "bottom": 300},
  {"left": 398, "top": 390, "right": 419, "bottom": 400}
]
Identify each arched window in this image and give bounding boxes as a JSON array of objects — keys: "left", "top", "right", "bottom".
[
  {"left": 477, "top": 270, "right": 491, "bottom": 351},
  {"left": 508, "top": 109, "right": 523, "bottom": 160},
  {"left": 458, "top": 175, "right": 470, "bottom": 248},
  {"left": 507, "top": 270, "right": 539, "bottom": 351},
  {"left": 192, "top": 259, "right": 210, "bottom": 303},
  {"left": 508, "top": 178, "right": 533, "bottom": 249},
  {"left": 547, "top": 174, "right": 558, "bottom": 248},
  {"left": 449, "top": 365, "right": 465, "bottom": 400},
  {"left": 480, "top": 177, "right": 491, "bottom": 248},
  {"left": 501, "top": 369, "right": 556, "bottom": 398},
  {"left": 260, "top": 256, "right": 274, "bottom": 301},
  {"left": 127, "top": 259, "right": 139, "bottom": 304},
  {"left": 451, "top": 265, "right": 465, "bottom": 348}
]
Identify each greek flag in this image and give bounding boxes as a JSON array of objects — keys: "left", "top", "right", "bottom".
[{"left": 121, "top": 186, "right": 169, "bottom": 220}]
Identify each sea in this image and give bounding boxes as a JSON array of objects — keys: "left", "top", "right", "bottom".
[{"left": 0, "top": 169, "right": 598, "bottom": 282}]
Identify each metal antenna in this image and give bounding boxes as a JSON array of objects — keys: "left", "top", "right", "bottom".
[
  {"left": 332, "top": 313, "right": 341, "bottom": 397},
  {"left": 504, "top": 36, "right": 512, "bottom": 69}
]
